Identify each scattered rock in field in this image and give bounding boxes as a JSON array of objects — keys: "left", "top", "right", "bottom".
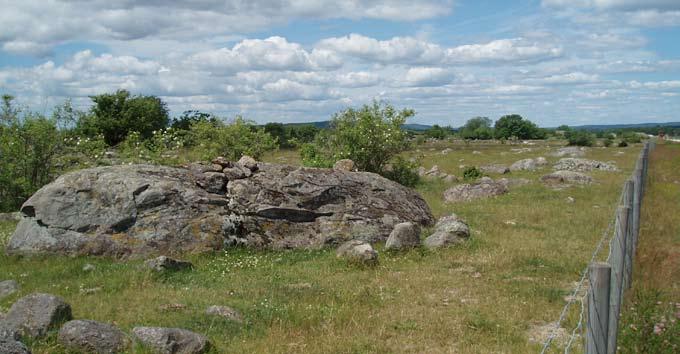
[
  {"left": 0, "top": 280, "right": 19, "bottom": 300},
  {"left": 424, "top": 165, "right": 440, "bottom": 177},
  {"left": 510, "top": 148, "right": 532, "bottom": 154},
  {"left": 0, "top": 212, "right": 21, "bottom": 222},
  {"left": 553, "top": 158, "right": 618, "bottom": 172},
  {"left": 471, "top": 272, "right": 482, "bottom": 278},
  {"left": 551, "top": 146, "right": 586, "bottom": 158},
  {"left": 566, "top": 196, "right": 575, "bottom": 203},
  {"left": 144, "top": 256, "right": 193, "bottom": 272},
  {"left": 527, "top": 322, "right": 568, "bottom": 346},
  {"left": 472, "top": 150, "right": 481, "bottom": 155},
  {"left": 285, "top": 283, "right": 313, "bottom": 290},
  {"left": 205, "top": 306, "right": 243, "bottom": 323},
  {"left": 82, "top": 263, "right": 95, "bottom": 272},
  {"left": 541, "top": 171, "right": 593, "bottom": 185},
  {"left": 385, "top": 222, "right": 421, "bottom": 251},
  {"left": 336, "top": 240, "right": 378, "bottom": 265},
  {"left": 498, "top": 178, "right": 532, "bottom": 189},
  {"left": 237, "top": 155, "right": 258, "bottom": 171},
  {"left": 132, "top": 327, "right": 211, "bottom": 354},
  {"left": 443, "top": 175, "right": 459, "bottom": 183},
  {"left": 0, "top": 338, "right": 30, "bottom": 354},
  {"left": 616, "top": 151, "right": 625, "bottom": 155},
  {"left": 443, "top": 179, "right": 508, "bottom": 203},
  {"left": 58, "top": 320, "right": 130, "bottom": 353},
  {"left": 424, "top": 214, "right": 470, "bottom": 249},
  {"left": 2, "top": 293, "right": 72, "bottom": 339},
  {"left": 159, "top": 303, "right": 187, "bottom": 312},
  {"left": 441, "top": 148, "right": 453, "bottom": 155},
  {"left": 333, "top": 159, "right": 356, "bottom": 172},
  {"left": 79, "top": 287, "right": 102, "bottom": 295},
  {"left": 510, "top": 157, "right": 548, "bottom": 172},
  {"left": 479, "top": 164, "right": 510, "bottom": 174},
  {"left": 505, "top": 220, "right": 517, "bottom": 226}
]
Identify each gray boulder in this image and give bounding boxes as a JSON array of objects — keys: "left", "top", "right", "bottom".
[
  {"left": 541, "top": 170, "right": 593, "bottom": 185},
  {"left": 0, "top": 280, "right": 19, "bottom": 300},
  {"left": 385, "top": 222, "right": 421, "bottom": 251},
  {"left": 498, "top": 178, "right": 532, "bottom": 188},
  {"left": 553, "top": 158, "right": 618, "bottom": 172},
  {"left": 7, "top": 162, "right": 433, "bottom": 257},
  {"left": 551, "top": 146, "right": 586, "bottom": 157},
  {"left": 509, "top": 157, "right": 548, "bottom": 172},
  {"left": 336, "top": 240, "right": 378, "bottom": 265},
  {"left": 58, "top": 320, "right": 130, "bottom": 353},
  {"left": 205, "top": 306, "right": 243, "bottom": 323},
  {"left": 144, "top": 256, "right": 193, "bottom": 272},
  {"left": 479, "top": 164, "right": 510, "bottom": 174},
  {"left": 132, "top": 327, "right": 211, "bottom": 354},
  {"left": 443, "top": 178, "right": 508, "bottom": 203},
  {"left": 424, "top": 214, "right": 470, "bottom": 249},
  {"left": 2, "top": 293, "right": 72, "bottom": 339},
  {"left": 0, "top": 338, "right": 30, "bottom": 354}
]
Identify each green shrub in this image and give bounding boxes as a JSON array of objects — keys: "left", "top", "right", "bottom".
[
  {"left": 619, "top": 140, "right": 629, "bottom": 147},
  {"left": 618, "top": 288, "right": 680, "bottom": 353},
  {"left": 381, "top": 157, "right": 420, "bottom": 187},
  {"left": 187, "top": 117, "right": 277, "bottom": 162},
  {"left": 566, "top": 130, "right": 594, "bottom": 146},
  {"left": 300, "top": 101, "right": 412, "bottom": 174},
  {"left": 622, "top": 131, "right": 642, "bottom": 144},
  {"left": 462, "top": 166, "right": 483, "bottom": 180},
  {"left": 604, "top": 137, "right": 613, "bottom": 147}
]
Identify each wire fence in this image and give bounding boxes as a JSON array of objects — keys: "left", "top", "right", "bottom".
[{"left": 540, "top": 140, "right": 654, "bottom": 354}]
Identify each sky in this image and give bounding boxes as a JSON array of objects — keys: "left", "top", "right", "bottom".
[{"left": 0, "top": 0, "right": 679, "bottom": 127}]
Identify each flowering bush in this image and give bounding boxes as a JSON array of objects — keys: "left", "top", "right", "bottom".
[
  {"left": 619, "top": 289, "right": 680, "bottom": 353},
  {"left": 186, "top": 116, "right": 277, "bottom": 162},
  {"left": 119, "top": 128, "right": 184, "bottom": 164}
]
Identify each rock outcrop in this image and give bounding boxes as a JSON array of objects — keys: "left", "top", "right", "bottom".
[
  {"left": 553, "top": 158, "right": 618, "bottom": 172},
  {"left": 7, "top": 161, "right": 434, "bottom": 257},
  {"left": 509, "top": 157, "right": 548, "bottom": 172},
  {"left": 443, "top": 177, "right": 508, "bottom": 203}
]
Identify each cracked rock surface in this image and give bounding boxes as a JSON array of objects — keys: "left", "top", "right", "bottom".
[{"left": 7, "top": 160, "right": 433, "bottom": 258}]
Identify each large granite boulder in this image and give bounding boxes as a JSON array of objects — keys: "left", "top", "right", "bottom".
[
  {"left": 58, "top": 320, "right": 130, "bottom": 353},
  {"left": 7, "top": 162, "right": 433, "bottom": 257},
  {"left": 132, "top": 327, "right": 211, "bottom": 354}
]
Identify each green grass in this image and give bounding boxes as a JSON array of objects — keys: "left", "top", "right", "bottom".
[{"left": 0, "top": 140, "right": 643, "bottom": 353}]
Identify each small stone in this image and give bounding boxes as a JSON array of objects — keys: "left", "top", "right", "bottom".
[
  {"left": 0, "top": 338, "right": 30, "bottom": 354},
  {"left": 505, "top": 220, "right": 517, "bottom": 226},
  {"left": 385, "top": 222, "right": 421, "bottom": 251},
  {"left": 222, "top": 165, "right": 251, "bottom": 180},
  {"left": 566, "top": 197, "right": 575, "bottom": 203},
  {"left": 424, "top": 214, "right": 470, "bottom": 249},
  {"left": 82, "top": 264, "right": 95, "bottom": 272},
  {"left": 132, "top": 327, "right": 211, "bottom": 354},
  {"left": 472, "top": 150, "right": 481, "bottom": 154},
  {"left": 333, "top": 159, "right": 357, "bottom": 172},
  {"left": 144, "top": 256, "right": 193, "bottom": 272},
  {"left": 58, "top": 320, "right": 130, "bottom": 353},
  {"left": 205, "top": 306, "right": 243, "bottom": 323},
  {"left": 0, "top": 280, "right": 19, "bottom": 300},
  {"left": 237, "top": 155, "right": 258, "bottom": 171},
  {"left": 443, "top": 174, "right": 458, "bottom": 183},
  {"left": 336, "top": 240, "right": 378, "bottom": 265},
  {"left": 211, "top": 156, "right": 232, "bottom": 168}
]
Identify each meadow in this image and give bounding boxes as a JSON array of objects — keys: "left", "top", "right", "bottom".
[{"left": 0, "top": 139, "right": 643, "bottom": 353}]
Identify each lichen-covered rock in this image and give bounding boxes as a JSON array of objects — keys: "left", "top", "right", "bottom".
[
  {"left": 0, "top": 338, "right": 30, "bottom": 354},
  {"left": 58, "top": 320, "right": 130, "bottom": 353},
  {"left": 424, "top": 214, "right": 470, "bottom": 249},
  {"left": 552, "top": 158, "right": 618, "bottom": 172},
  {"left": 2, "top": 293, "right": 72, "bottom": 339},
  {"left": 510, "top": 157, "right": 548, "bottom": 171},
  {"left": 333, "top": 159, "right": 356, "bottom": 172},
  {"left": 237, "top": 156, "right": 258, "bottom": 171},
  {"left": 443, "top": 178, "right": 508, "bottom": 203},
  {"left": 551, "top": 146, "right": 586, "bottom": 157},
  {"left": 385, "top": 222, "right": 420, "bottom": 250},
  {"left": 7, "top": 163, "right": 433, "bottom": 257},
  {"left": 479, "top": 164, "right": 510, "bottom": 174},
  {"left": 336, "top": 240, "right": 378, "bottom": 265},
  {"left": 205, "top": 306, "right": 243, "bottom": 323},
  {"left": 132, "top": 327, "right": 211, "bottom": 354},
  {"left": 541, "top": 170, "right": 593, "bottom": 185}
]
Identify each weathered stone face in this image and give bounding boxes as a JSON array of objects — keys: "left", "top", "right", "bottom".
[{"left": 7, "top": 162, "right": 434, "bottom": 258}]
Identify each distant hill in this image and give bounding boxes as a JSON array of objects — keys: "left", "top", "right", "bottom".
[{"left": 275, "top": 120, "right": 680, "bottom": 132}]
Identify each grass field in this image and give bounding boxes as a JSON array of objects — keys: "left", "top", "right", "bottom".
[
  {"left": 1, "top": 139, "right": 643, "bottom": 353},
  {"left": 617, "top": 142, "right": 680, "bottom": 353}
]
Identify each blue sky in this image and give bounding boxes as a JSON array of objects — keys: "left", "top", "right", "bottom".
[{"left": 0, "top": 0, "right": 679, "bottom": 127}]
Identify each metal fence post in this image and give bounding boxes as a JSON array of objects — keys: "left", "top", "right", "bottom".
[{"left": 587, "top": 262, "right": 611, "bottom": 354}]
